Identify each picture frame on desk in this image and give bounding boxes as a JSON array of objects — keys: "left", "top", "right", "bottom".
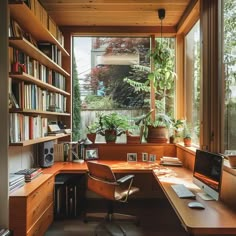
[
  {"left": 127, "top": 153, "right": 137, "bottom": 162},
  {"left": 149, "top": 154, "right": 156, "bottom": 162},
  {"left": 142, "top": 152, "right": 148, "bottom": 162},
  {"left": 85, "top": 148, "right": 99, "bottom": 160}
]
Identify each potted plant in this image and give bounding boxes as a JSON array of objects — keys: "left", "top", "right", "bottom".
[
  {"left": 170, "top": 119, "right": 185, "bottom": 143},
  {"left": 123, "top": 40, "right": 176, "bottom": 143},
  {"left": 145, "top": 113, "right": 173, "bottom": 143},
  {"left": 183, "top": 134, "right": 192, "bottom": 147},
  {"left": 182, "top": 122, "right": 192, "bottom": 147},
  {"left": 97, "top": 112, "right": 129, "bottom": 143},
  {"left": 86, "top": 121, "right": 100, "bottom": 143}
]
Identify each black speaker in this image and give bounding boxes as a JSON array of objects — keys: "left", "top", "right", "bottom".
[{"left": 38, "top": 141, "right": 54, "bottom": 168}]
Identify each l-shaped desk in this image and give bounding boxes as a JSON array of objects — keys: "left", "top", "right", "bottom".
[{"left": 10, "top": 161, "right": 236, "bottom": 236}]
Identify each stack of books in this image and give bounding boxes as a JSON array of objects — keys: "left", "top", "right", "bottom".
[
  {"left": 0, "top": 228, "right": 11, "bottom": 236},
  {"left": 9, "top": 173, "right": 25, "bottom": 193},
  {"left": 15, "top": 168, "right": 43, "bottom": 182},
  {"left": 160, "top": 156, "right": 183, "bottom": 166}
]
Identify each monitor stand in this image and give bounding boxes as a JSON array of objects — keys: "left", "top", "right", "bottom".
[{"left": 197, "top": 192, "right": 215, "bottom": 201}]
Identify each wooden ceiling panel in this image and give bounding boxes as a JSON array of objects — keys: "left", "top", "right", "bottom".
[{"left": 40, "top": 0, "right": 192, "bottom": 27}]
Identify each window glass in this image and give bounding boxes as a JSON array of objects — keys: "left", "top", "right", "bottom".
[
  {"left": 223, "top": 0, "right": 236, "bottom": 152},
  {"left": 184, "top": 21, "right": 200, "bottom": 145},
  {"left": 73, "top": 36, "right": 175, "bottom": 141}
]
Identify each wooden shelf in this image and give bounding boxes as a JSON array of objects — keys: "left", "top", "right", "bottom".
[
  {"left": 9, "top": 72, "right": 70, "bottom": 96},
  {"left": 9, "top": 108, "right": 70, "bottom": 116},
  {"left": 9, "top": 2, "right": 69, "bottom": 57},
  {"left": 9, "top": 134, "right": 70, "bottom": 146},
  {"left": 9, "top": 37, "right": 70, "bottom": 77},
  {"left": 9, "top": 2, "right": 71, "bottom": 147}
]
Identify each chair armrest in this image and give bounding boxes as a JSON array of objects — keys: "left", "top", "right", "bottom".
[{"left": 117, "top": 174, "right": 134, "bottom": 184}]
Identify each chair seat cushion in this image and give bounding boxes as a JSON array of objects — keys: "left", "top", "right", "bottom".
[{"left": 115, "top": 186, "right": 139, "bottom": 201}]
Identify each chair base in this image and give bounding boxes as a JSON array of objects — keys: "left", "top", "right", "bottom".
[
  {"left": 84, "top": 212, "right": 139, "bottom": 236},
  {"left": 84, "top": 212, "right": 139, "bottom": 224},
  {"left": 95, "top": 221, "right": 126, "bottom": 236}
]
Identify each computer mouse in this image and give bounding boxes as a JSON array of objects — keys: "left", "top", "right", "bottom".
[{"left": 188, "top": 201, "right": 205, "bottom": 209}]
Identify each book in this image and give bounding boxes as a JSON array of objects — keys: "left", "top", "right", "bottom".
[
  {"left": 0, "top": 228, "right": 11, "bottom": 236},
  {"left": 160, "top": 156, "right": 183, "bottom": 166},
  {"left": 25, "top": 171, "right": 42, "bottom": 182},
  {"left": 9, "top": 173, "right": 25, "bottom": 185},
  {"left": 15, "top": 168, "right": 41, "bottom": 176}
]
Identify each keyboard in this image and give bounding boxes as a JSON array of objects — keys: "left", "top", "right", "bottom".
[{"left": 171, "top": 184, "right": 196, "bottom": 199}]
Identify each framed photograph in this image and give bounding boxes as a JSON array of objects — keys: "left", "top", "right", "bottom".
[
  {"left": 142, "top": 152, "right": 148, "bottom": 162},
  {"left": 85, "top": 148, "right": 99, "bottom": 160},
  {"left": 11, "top": 20, "right": 23, "bottom": 37},
  {"left": 127, "top": 153, "right": 137, "bottom": 162},
  {"left": 149, "top": 154, "right": 156, "bottom": 162}
]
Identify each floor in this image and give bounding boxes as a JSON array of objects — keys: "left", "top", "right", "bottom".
[{"left": 45, "top": 198, "right": 189, "bottom": 236}]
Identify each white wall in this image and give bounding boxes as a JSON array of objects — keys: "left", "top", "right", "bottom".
[{"left": 9, "top": 146, "right": 35, "bottom": 173}]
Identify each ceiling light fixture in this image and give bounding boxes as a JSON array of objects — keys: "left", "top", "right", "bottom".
[{"left": 158, "top": 8, "right": 165, "bottom": 41}]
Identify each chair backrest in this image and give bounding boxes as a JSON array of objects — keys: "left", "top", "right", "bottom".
[
  {"left": 86, "top": 161, "right": 117, "bottom": 200},
  {"left": 87, "top": 161, "right": 116, "bottom": 182}
]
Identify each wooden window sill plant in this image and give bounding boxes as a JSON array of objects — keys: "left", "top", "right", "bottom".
[{"left": 97, "top": 112, "right": 129, "bottom": 143}]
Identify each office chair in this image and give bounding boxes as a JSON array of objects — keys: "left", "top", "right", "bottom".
[{"left": 85, "top": 161, "right": 140, "bottom": 236}]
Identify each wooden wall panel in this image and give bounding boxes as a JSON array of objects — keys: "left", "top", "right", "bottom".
[
  {"left": 176, "top": 145, "right": 195, "bottom": 170},
  {"left": 91, "top": 144, "right": 176, "bottom": 161},
  {"left": 220, "top": 170, "right": 236, "bottom": 210},
  {"left": 115, "top": 172, "right": 165, "bottom": 198}
]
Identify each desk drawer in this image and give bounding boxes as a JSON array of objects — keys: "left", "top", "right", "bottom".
[
  {"left": 27, "top": 203, "right": 53, "bottom": 236},
  {"left": 27, "top": 177, "right": 54, "bottom": 230}
]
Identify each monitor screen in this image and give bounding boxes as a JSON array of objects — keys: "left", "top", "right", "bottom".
[{"left": 193, "top": 149, "right": 223, "bottom": 200}]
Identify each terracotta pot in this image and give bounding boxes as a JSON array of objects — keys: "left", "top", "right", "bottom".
[
  {"left": 184, "top": 137, "right": 192, "bottom": 147},
  {"left": 87, "top": 133, "right": 96, "bottom": 143},
  {"left": 169, "top": 136, "right": 175, "bottom": 144},
  {"left": 126, "top": 131, "right": 141, "bottom": 144},
  {"left": 146, "top": 126, "right": 168, "bottom": 143},
  {"left": 104, "top": 130, "right": 117, "bottom": 143}
]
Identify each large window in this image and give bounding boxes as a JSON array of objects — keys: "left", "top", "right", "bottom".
[
  {"left": 184, "top": 21, "right": 200, "bottom": 146},
  {"left": 223, "top": 0, "right": 236, "bottom": 151},
  {"left": 73, "top": 36, "right": 175, "bottom": 140},
  {"left": 74, "top": 37, "right": 150, "bottom": 109}
]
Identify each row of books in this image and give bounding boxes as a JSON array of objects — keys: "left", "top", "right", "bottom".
[
  {"left": 54, "top": 142, "right": 79, "bottom": 162},
  {"left": 160, "top": 156, "right": 183, "bottom": 166},
  {"left": 38, "top": 42, "right": 62, "bottom": 66},
  {"left": 15, "top": 168, "right": 43, "bottom": 182},
  {"left": 0, "top": 228, "right": 11, "bottom": 236},
  {"left": 14, "top": 168, "right": 43, "bottom": 182},
  {"left": 10, "top": 80, "right": 67, "bottom": 112},
  {"left": 9, "top": 113, "right": 48, "bottom": 143},
  {"left": 9, "top": 1, "right": 64, "bottom": 47},
  {"left": 9, "top": 173, "right": 25, "bottom": 193},
  {"left": 9, "top": 47, "right": 66, "bottom": 90}
]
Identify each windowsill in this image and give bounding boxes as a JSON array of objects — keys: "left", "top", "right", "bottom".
[
  {"left": 223, "top": 159, "right": 236, "bottom": 176},
  {"left": 176, "top": 143, "right": 236, "bottom": 176},
  {"left": 176, "top": 142, "right": 197, "bottom": 155}
]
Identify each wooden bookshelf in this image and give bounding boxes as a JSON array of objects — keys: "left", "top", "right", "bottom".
[
  {"left": 8, "top": 1, "right": 71, "bottom": 146},
  {"left": 9, "top": 134, "right": 70, "bottom": 147},
  {"left": 9, "top": 108, "right": 70, "bottom": 116},
  {"left": 9, "top": 72, "right": 70, "bottom": 96},
  {"left": 9, "top": 37, "right": 70, "bottom": 77},
  {"left": 9, "top": 2, "right": 69, "bottom": 56}
]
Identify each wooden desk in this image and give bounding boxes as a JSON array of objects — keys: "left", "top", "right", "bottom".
[
  {"left": 153, "top": 167, "right": 236, "bottom": 236},
  {"left": 10, "top": 161, "right": 236, "bottom": 236}
]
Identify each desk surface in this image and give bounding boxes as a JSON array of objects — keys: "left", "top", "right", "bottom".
[{"left": 11, "top": 161, "right": 236, "bottom": 235}]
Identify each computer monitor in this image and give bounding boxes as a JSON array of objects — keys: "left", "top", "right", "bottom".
[{"left": 193, "top": 149, "right": 223, "bottom": 200}]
